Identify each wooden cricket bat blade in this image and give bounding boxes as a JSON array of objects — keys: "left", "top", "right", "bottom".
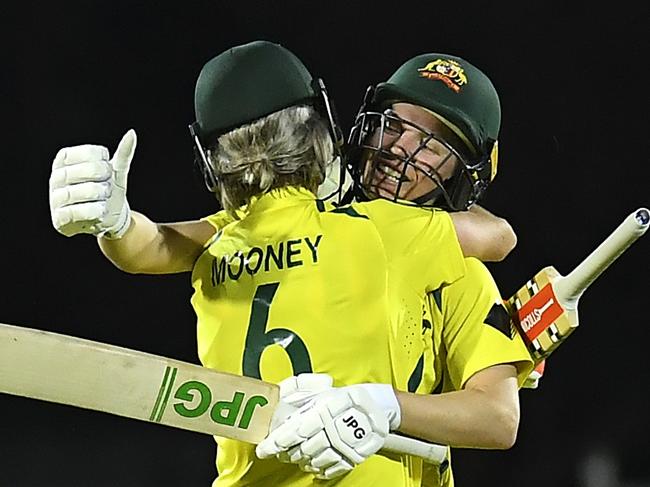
[
  {"left": 0, "top": 322, "right": 448, "bottom": 464},
  {"left": 0, "top": 322, "right": 278, "bottom": 443}
]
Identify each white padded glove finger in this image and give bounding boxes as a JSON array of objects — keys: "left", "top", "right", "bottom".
[
  {"left": 50, "top": 154, "right": 112, "bottom": 189},
  {"left": 51, "top": 144, "right": 109, "bottom": 176},
  {"left": 50, "top": 181, "right": 112, "bottom": 209},
  {"left": 100, "top": 129, "right": 136, "bottom": 239},
  {"left": 51, "top": 201, "right": 108, "bottom": 236},
  {"left": 50, "top": 161, "right": 112, "bottom": 189},
  {"left": 270, "top": 373, "right": 334, "bottom": 432},
  {"left": 316, "top": 460, "right": 355, "bottom": 480},
  {"left": 309, "top": 443, "right": 345, "bottom": 469},
  {"left": 256, "top": 403, "right": 326, "bottom": 459},
  {"left": 49, "top": 130, "right": 136, "bottom": 239}
]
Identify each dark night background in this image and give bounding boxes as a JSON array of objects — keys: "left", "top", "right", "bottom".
[{"left": 2, "top": 1, "right": 649, "bottom": 486}]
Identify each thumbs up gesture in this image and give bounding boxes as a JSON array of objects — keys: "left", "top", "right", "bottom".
[{"left": 49, "top": 130, "right": 137, "bottom": 239}]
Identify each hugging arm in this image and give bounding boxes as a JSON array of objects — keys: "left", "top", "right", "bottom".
[{"left": 451, "top": 204, "right": 517, "bottom": 262}]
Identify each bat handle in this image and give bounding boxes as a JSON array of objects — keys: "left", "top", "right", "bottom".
[
  {"left": 382, "top": 433, "right": 448, "bottom": 464},
  {"left": 554, "top": 207, "right": 649, "bottom": 309}
]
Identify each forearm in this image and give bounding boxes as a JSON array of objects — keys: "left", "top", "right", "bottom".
[
  {"left": 394, "top": 367, "right": 520, "bottom": 449},
  {"left": 451, "top": 205, "right": 517, "bottom": 262},
  {"left": 97, "top": 211, "right": 209, "bottom": 274}
]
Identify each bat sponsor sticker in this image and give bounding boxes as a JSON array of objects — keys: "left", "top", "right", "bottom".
[{"left": 515, "top": 284, "right": 564, "bottom": 342}]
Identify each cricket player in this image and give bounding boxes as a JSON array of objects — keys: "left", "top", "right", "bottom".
[
  {"left": 257, "top": 53, "right": 536, "bottom": 485},
  {"left": 48, "top": 41, "right": 532, "bottom": 486}
]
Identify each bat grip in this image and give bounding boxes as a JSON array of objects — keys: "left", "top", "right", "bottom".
[
  {"left": 554, "top": 207, "right": 649, "bottom": 309},
  {"left": 382, "top": 433, "right": 448, "bottom": 464}
]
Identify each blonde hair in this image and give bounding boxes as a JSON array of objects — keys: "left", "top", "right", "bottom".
[{"left": 208, "top": 105, "right": 334, "bottom": 214}]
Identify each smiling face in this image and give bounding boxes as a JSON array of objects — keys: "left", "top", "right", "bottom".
[{"left": 358, "top": 102, "right": 468, "bottom": 204}]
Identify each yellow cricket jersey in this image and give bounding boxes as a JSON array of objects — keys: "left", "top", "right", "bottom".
[
  {"left": 190, "top": 187, "right": 467, "bottom": 486},
  {"left": 419, "top": 258, "right": 535, "bottom": 487}
]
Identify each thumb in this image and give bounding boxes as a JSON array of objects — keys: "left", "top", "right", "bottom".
[
  {"left": 112, "top": 129, "right": 137, "bottom": 188},
  {"left": 279, "top": 373, "right": 333, "bottom": 401}
]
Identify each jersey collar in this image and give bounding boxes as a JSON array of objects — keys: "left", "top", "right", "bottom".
[{"left": 245, "top": 186, "right": 317, "bottom": 215}]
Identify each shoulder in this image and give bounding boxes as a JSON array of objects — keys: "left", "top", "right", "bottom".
[
  {"left": 202, "top": 210, "right": 236, "bottom": 230},
  {"left": 461, "top": 258, "right": 498, "bottom": 286},
  {"left": 352, "top": 200, "right": 451, "bottom": 225},
  {"left": 352, "top": 198, "right": 441, "bottom": 214},
  {"left": 442, "top": 257, "right": 501, "bottom": 304}
]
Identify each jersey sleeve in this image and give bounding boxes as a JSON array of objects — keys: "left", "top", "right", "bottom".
[
  {"left": 356, "top": 200, "right": 466, "bottom": 292},
  {"left": 201, "top": 210, "right": 236, "bottom": 232},
  {"left": 439, "top": 258, "right": 534, "bottom": 389}
]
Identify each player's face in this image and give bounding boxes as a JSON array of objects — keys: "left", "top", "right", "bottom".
[{"left": 361, "top": 103, "right": 462, "bottom": 203}]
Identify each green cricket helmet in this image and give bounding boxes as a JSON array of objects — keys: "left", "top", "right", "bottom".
[
  {"left": 348, "top": 53, "right": 501, "bottom": 211},
  {"left": 189, "top": 40, "right": 343, "bottom": 195}
]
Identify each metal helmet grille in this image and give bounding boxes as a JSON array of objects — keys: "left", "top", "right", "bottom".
[{"left": 349, "top": 110, "right": 486, "bottom": 211}]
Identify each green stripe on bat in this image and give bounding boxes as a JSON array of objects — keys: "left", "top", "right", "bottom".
[{"left": 150, "top": 366, "right": 177, "bottom": 422}]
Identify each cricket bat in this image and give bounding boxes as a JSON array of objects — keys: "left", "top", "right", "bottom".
[
  {"left": 0, "top": 322, "right": 447, "bottom": 464},
  {"left": 506, "top": 207, "right": 649, "bottom": 364}
]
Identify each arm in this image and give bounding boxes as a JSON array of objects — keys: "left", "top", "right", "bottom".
[
  {"left": 398, "top": 258, "right": 533, "bottom": 449},
  {"left": 451, "top": 204, "right": 517, "bottom": 262},
  {"left": 256, "top": 365, "right": 520, "bottom": 479},
  {"left": 395, "top": 364, "right": 520, "bottom": 449},
  {"left": 49, "top": 129, "right": 216, "bottom": 274},
  {"left": 97, "top": 212, "right": 216, "bottom": 274}
]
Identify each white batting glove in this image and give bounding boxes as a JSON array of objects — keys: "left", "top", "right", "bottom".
[
  {"left": 257, "top": 376, "right": 400, "bottom": 480},
  {"left": 269, "top": 373, "right": 334, "bottom": 432},
  {"left": 317, "top": 156, "right": 353, "bottom": 202},
  {"left": 522, "top": 360, "right": 546, "bottom": 390},
  {"left": 49, "top": 129, "right": 137, "bottom": 239}
]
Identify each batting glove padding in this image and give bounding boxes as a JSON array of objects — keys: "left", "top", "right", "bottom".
[
  {"left": 269, "top": 373, "right": 334, "bottom": 431},
  {"left": 257, "top": 374, "right": 401, "bottom": 480},
  {"left": 49, "top": 129, "right": 136, "bottom": 239},
  {"left": 522, "top": 360, "right": 545, "bottom": 389}
]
